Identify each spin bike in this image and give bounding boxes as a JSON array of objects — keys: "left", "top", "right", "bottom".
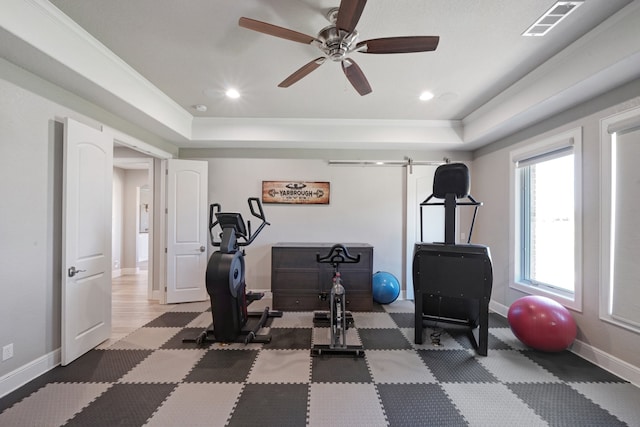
[
  {"left": 311, "top": 244, "right": 364, "bottom": 357},
  {"left": 184, "top": 197, "right": 282, "bottom": 346}
]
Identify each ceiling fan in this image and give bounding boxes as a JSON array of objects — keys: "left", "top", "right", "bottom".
[{"left": 238, "top": 0, "right": 439, "bottom": 96}]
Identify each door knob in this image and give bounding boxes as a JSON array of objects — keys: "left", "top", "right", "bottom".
[
  {"left": 68, "top": 266, "right": 86, "bottom": 277},
  {"left": 200, "top": 246, "right": 206, "bottom": 252}
]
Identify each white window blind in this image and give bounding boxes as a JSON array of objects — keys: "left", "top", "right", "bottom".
[{"left": 610, "top": 126, "right": 640, "bottom": 327}]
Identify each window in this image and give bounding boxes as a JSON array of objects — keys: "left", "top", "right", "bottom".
[
  {"left": 510, "top": 127, "right": 582, "bottom": 311},
  {"left": 600, "top": 106, "right": 640, "bottom": 333}
]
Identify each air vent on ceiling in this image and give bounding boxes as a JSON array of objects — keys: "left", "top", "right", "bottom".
[{"left": 523, "top": 1, "right": 584, "bottom": 37}]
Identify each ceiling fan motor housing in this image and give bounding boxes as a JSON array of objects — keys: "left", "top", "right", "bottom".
[{"left": 317, "top": 26, "right": 358, "bottom": 61}]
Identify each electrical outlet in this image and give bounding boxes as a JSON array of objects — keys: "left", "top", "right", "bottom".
[{"left": 2, "top": 343, "right": 13, "bottom": 361}]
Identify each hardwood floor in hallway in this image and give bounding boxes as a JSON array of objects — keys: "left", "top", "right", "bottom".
[{"left": 98, "top": 270, "right": 171, "bottom": 348}]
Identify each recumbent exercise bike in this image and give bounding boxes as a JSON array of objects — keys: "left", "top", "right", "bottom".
[{"left": 184, "top": 197, "right": 282, "bottom": 346}]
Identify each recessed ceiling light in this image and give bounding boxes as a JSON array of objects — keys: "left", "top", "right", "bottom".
[
  {"left": 523, "top": 1, "right": 584, "bottom": 37},
  {"left": 193, "top": 104, "right": 207, "bottom": 112},
  {"left": 226, "top": 88, "right": 240, "bottom": 99},
  {"left": 419, "top": 91, "right": 435, "bottom": 101}
]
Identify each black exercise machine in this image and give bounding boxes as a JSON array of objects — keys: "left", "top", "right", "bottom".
[
  {"left": 412, "top": 163, "right": 493, "bottom": 356},
  {"left": 311, "top": 244, "right": 364, "bottom": 357},
  {"left": 184, "top": 197, "right": 282, "bottom": 346}
]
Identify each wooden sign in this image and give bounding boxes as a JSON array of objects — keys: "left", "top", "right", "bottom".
[{"left": 262, "top": 181, "right": 330, "bottom": 204}]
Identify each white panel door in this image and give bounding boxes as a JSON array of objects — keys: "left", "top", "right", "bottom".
[
  {"left": 405, "top": 165, "right": 444, "bottom": 300},
  {"left": 62, "top": 118, "right": 113, "bottom": 365},
  {"left": 166, "top": 159, "right": 208, "bottom": 303}
]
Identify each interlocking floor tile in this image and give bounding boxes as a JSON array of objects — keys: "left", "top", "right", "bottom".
[
  {"left": 184, "top": 349, "right": 258, "bottom": 383},
  {"left": 417, "top": 349, "right": 498, "bottom": 383},
  {"left": 262, "top": 327, "right": 312, "bottom": 349},
  {"left": 351, "top": 312, "right": 398, "bottom": 328},
  {"left": 270, "top": 311, "right": 315, "bottom": 328},
  {"left": 108, "top": 327, "right": 182, "bottom": 350},
  {"left": 0, "top": 383, "right": 110, "bottom": 427},
  {"left": 119, "top": 349, "right": 206, "bottom": 383},
  {"left": 312, "top": 326, "right": 362, "bottom": 346},
  {"left": 64, "top": 383, "right": 176, "bottom": 426},
  {"left": 488, "top": 312, "right": 511, "bottom": 328},
  {"left": 477, "top": 349, "right": 562, "bottom": 383},
  {"left": 44, "top": 349, "right": 152, "bottom": 383},
  {"left": 508, "top": 382, "right": 627, "bottom": 426},
  {"left": 311, "top": 354, "right": 372, "bottom": 383},
  {"left": 308, "top": 383, "right": 387, "bottom": 427},
  {"left": 366, "top": 350, "right": 437, "bottom": 384},
  {"left": 247, "top": 350, "right": 311, "bottom": 384},
  {"left": 388, "top": 312, "right": 414, "bottom": 328},
  {"left": 186, "top": 311, "right": 213, "bottom": 328},
  {"left": 401, "top": 327, "right": 467, "bottom": 350},
  {"left": 377, "top": 383, "right": 467, "bottom": 427},
  {"left": 523, "top": 350, "right": 629, "bottom": 383},
  {"left": 145, "top": 383, "right": 243, "bottom": 427},
  {"left": 488, "top": 327, "right": 529, "bottom": 350},
  {"left": 569, "top": 382, "right": 640, "bottom": 426},
  {"left": 161, "top": 327, "right": 214, "bottom": 349},
  {"left": 359, "top": 328, "right": 413, "bottom": 350},
  {"left": 144, "top": 312, "right": 202, "bottom": 328},
  {"left": 228, "top": 383, "right": 308, "bottom": 427},
  {"left": 169, "top": 300, "right": 211, "bottom": 312},
  {"left": 442, "top": 383, "right": 548, "bottom": 426},
  {"left": 1, "top": 298, "right": 637, "bottom": 427}
]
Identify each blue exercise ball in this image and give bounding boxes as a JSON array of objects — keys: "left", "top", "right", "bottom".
[{"left": 372, "top": 271, "right": 400, "bottom": 304}]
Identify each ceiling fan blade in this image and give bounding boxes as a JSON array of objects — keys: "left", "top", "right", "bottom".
[
  {"left": 341, "top": 58, "right": 372, "bottom": 96},
  {"left": 357, "top": 36, "right": 440, "bottom": 54},
  {"left": 278, "top": 57, "right": 326, "bottom": 88},
  {"left": 336, "top": 0, "right": 367, "bottom": 33},
  {"left": 239, "top": 17, "right": 317, "bottom": 44}
]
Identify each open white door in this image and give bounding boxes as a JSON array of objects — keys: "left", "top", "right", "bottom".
[
  {"left": 405, "top": 165, "right": 444, "bottom": 300},
  {"left": 62, "top": 118, "right": 113, "bottom": 365},
  {"left": 165, "top": 159, "right": 208, "bottom": 303}
]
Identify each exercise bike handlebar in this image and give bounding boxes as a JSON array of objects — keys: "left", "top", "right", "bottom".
[{"left": 316, "top": 244, "right": 361, "bottom": 267}]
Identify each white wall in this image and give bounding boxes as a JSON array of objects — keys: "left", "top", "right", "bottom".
[
  {"left": 112, "top": 167, "right": 125, "bottom": 271},
  {"left": 122, "top": 169, "right": 148, "bottom": 269},
  {"left": 0, "top": 60, "right": 172, "bottom": 393},
  {"left": 203, "top": 158, "right": 406, "bottom": 291},
  {"left": 0, "top": 75, "right": 73, "bottom": 383},
  {"left": 472, "top": 79, "right": 640, "bottom": 375}
]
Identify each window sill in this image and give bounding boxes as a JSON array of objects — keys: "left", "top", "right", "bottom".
[
  {"left": 598, "top": 313, "right": 640, "bottom": 335},
  {"left": 511, "top": 280, "right": 582, "bottom": 312}
]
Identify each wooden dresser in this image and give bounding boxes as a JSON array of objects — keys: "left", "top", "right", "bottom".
[{"left": 271, "top": 243, "right": 373, "bottom": 311}]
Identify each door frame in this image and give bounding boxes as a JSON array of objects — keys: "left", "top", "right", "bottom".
[{"left": 106, "top": 127, "right": 173, "bottom": 304}]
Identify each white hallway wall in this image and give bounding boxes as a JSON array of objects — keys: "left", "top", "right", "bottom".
[{"left": 112, "top": 167, "right": 125, "bottom": 271}]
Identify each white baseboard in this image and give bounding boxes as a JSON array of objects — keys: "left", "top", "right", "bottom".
[
  {"left": 0, "top": 349, "right": 60, "bottom": 398},
  {"left": 489, "top": 300, "right": 640, "bottom": 387},
  {"left": 570, "top": 339, "right": 640, "bottom": 387}
]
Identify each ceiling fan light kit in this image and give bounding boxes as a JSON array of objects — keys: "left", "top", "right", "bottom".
[{"left": 238, "top": 0, "right": 439, "bottom": 96}]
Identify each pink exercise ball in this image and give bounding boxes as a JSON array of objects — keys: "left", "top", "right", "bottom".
[{"left": 507, "top": 295, "right": 577, "bottom": 352}]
